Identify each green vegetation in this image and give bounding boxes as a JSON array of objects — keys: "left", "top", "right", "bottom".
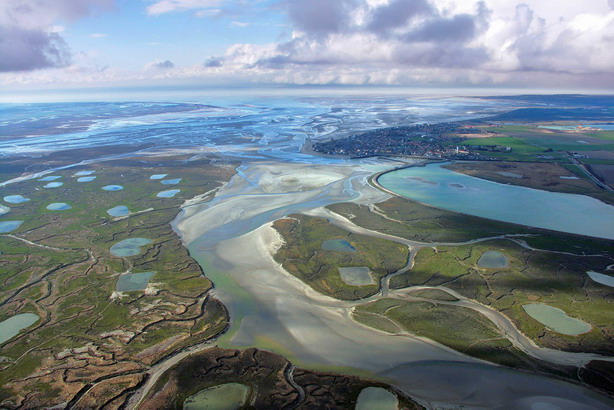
[
  {"left": 0, "top": 156, "right": 235, "bottom": 407},
  {"left": 390, "top": 240, "right": 614, "bottom": 355},
  {"left": 354, "top": 298, "right": 537, "bottom": 369},
  {"left": 272, "top": 214, "right": 408, "bottom": 300}
]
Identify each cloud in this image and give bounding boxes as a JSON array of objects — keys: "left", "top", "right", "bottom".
[
  {"left": 230, "top": 21, "right": 248, "bottom": 27},
  {"left": 144, "top": 59, "right": 175, "bottom": 70},
  {"left": 0, "top": 0, "right": 115, "bottom": 72},
  {"left": 147, "top": 0, "right": 222, "bottom": 16},
  {"left": 90, "top": 33, "right": 108, "bottom": 38},
  {"left": 0, "top": 25, "right": 71, "bottom": 71},
  {"left": 285, "top": 0, "right": 359, "bottom": 35},
  {"left": 367, "top": 0, "right": 434, "bottom": 34}
]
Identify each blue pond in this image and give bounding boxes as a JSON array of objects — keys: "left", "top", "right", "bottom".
[
  {"left": 4, "top": 195, "right": 30, "bottom": 204},
  {"left": 43, "top": 182, "right": 64, "bottom": 188},
  {"left": 0, "top": 220, "right": 23, "bottom": 233},
  {"left": 110, "top": 238, "right": 152, "bottom": 257},
  {"left": 116, "top": 272, "right": 155, "bottom": 292},
  {"left": 0, "top": 205, "right": 9, "bottom": 215},
  {"left": 77, "top": 176, "right": 96, "bottom": 182},
  {"left": 378, "top": 163, "right": 614, "bottom": 240},
  {"left": 161, "top": 178, "right": 182, "bottom": 185},
  {"left": 150, "top": 174, "right": 168, "bottom": 180},
  {"left": 73, "top": 170, "right": 95, "bottom": 176},
  {"left": 157, "top": 189, "right": 180, "bottom": 198},
  {"left": 39, "top": 175, "right": 62, "bottom": 181},
  {"left": 107, "top": 205, "right": 130, "bottom": 217},
  {"left": 46, "top": 203, "right": 71, "bottom": 211},
  {"left": 322, "top": 239, "right": 356, "bottom": 252},
  {"left": 102, "top": 185, "right": 124, "bottom": 191}
]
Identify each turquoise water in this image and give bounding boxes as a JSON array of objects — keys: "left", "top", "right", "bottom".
[
  {"left": 0, "top": 220, "right": 23, "bottom": 233},
  {"left": 478, "top": 251, "right": 509, "bottom": 268},
  {"left": 378, "top": 163, "right": 614, "bottom": 240},
  {"left": 157, "top": 189, "right": 180, "bottom": 198},
  {"left": 116, "top": 272, "right": 155, "bottom": 292},
  {"left": 110, "top": 238, "right": 152, "bottom": 257},
  {"left": 150, "top": 174, "right": 168, "bottom": 180},
  {"left": 46, "top": 203, "right": 71, "bottom": 210},
  {"left": 102, "top": 185, "right": 124, "bottom": 191},
  {"left": 4, "top": 195, "right": 30, "bottom": 204},
  {"left": 587, "top": 271, "right": 614, "bottom": 288},
  {"left": 73, "top": 170, "right": 95, "bottom": 176},
  {"left": 0, "top": 204, "right": 9, "bottom": 215},
  {"left": 0, "top": 313, "right": 39, "bottom": 344},
  {"left": 107, "top": 205, "right": 130, "bottom": 217},
  {"left": 77, "top": 176, "right": 96, "bottom": 182},
  {"left": 339, "top": 267, "right": 373, "bottom": 286},
  {"left": 39, "top": 175, "right": 62, "bottom": 181},
  {"left": 43, "top": 182, "right": 63, "bottom": 188},
  {"left": 355, "top": 387, "right": 398, "bottom": 410},
  {"left": 322, "top": 239, "right": 356, "bottom": 252},
  {"left": 161, "top": 178, "right": 182, "bottom": 185},
  {"left": 523, "top": 304, "right": 591, "bottom": 336},
  {"left": 183, "top": 383, "right": 249, "bottom": 410}
]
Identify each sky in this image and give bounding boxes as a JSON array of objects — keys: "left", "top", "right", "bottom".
[{"left": 1, "top": 0, "right": 614, "bottom": 92}]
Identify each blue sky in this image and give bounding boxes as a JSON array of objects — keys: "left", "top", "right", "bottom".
[{"left": 1, "top": 0, "right": 614, "bottom": 91}]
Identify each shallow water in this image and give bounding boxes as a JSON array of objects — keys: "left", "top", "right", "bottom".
[
  {"left": 39, "top": 175, "right": 62, "bottom": 181},
  {"left": 107, "top": 205, "right": 130, "bottom": 217},
  {"left": 43, "top": 182, "right": 63, "bottom": 188},
  {"left": 0, "top": 313, "right": 39, "bottom": 344},
  {"left": 183, "top": 383, "right": 249, "bottom": 410},
  {"left": 102, "top": 185, "right": 123, "bottom": 191},
  {"left": 157, "top": 189, "right": 180, "bottom": 198},
  {"left": 378, "top": 163, "right": 614, "bottom": 240},
  {"left": 339, "top": 267, "right": 373, "bottom": 286},
  {"left": 4, "top": 195, "right": 30, "bottom": 204},
  {"left": 477, "top": 251, "right": 509, "bottom": 268},
  {"left": 0, "top": 204, "right": 10, "bottom": 215},
  {"left": 0, "top": 220, "right": 23, "bottom": 233},
  {"left": 149, "top": 174, "right": 168, "bottom": 180},
  {"left": 110, "top": 238, "right": 152, "bottom": 257},
  {"left": 587, "top": 271, "right": 614, "bottom": 288},
  {"left": 161, "top": 178, "right": 182, "bottom": 185},
  {"left": 77, "top": 176, "right": 96, "bottom": 182},
  {"left": 355, "top": 387, "right": 398, "bottom": 410},
  {"left": 46, "top": 203, "right": 71, "bottom": 210},
  {"left": 116, "top": 272, "right": 155, "bottom": 292},
  {"left": 523, "top": 303, "right": 591, "bottom": 336},
  {"left": 73, "top": 170, "right": 95, "bottom": 176},
  {"left": 322, "top": 239, "right": 356, "bottom": 252}
]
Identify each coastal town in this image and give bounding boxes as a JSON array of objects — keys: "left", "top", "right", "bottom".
[{"left": 312, "top": 122, "right": 511, "bottom": 160}]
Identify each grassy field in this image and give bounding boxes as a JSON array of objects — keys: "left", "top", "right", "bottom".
[
  {"left": 0, "top": 155, "right": 235, "bottom": 408},
  {"left": 272, "top": 214, "right": 409, "bottom": 300}
]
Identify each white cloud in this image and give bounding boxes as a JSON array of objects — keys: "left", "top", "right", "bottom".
[
  {"left": 146, "top": 0, "right": 222, "bottom": 16},
  {"left": 90, "top": 33, "right": 108, "bottom": 38}
]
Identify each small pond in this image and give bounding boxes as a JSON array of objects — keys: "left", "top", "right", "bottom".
[
  {"left": 102, "top": 185, "right": 124, "bottom": 191},
  {"left": 339, "top": 267, "right": 374, "bottom": 286},
  {"left": 322, "top": 239, "right": 356, "bottom": 252},
  {"left": 0, "top": 221, "right": 24, "bottom": 233},
  {"left": 110, "top": 238, "right": 152, "bottom": 257},
  {"left": 560, "top": 176, "right": 579, "bottom": 180},
  {"left": 448, "top": 183, "right": 465, "bottom": 189},
  {"left": 0, "top": 205, "right": 9, "bottom": 216},
  {"left": 107, "top": 205, "right": 130, "bottom": 217},
  {"left": 73, "top": 170, "right": 95, "bottom": 176},
  {"left": 183, "top": 383, "right": 250, "bottom": 410},
  {"left": 587, "top": 271, "right": 614, "bottom": 288},
  {"left": 477, "top": 251, "right": 510, "bottom": 269},
  {"left": 355, "top": 387, "right": 398, "bottom": 410},
  {"left": 46, "top": 203, "right": 71, "bottom": 211},
  {"left": 77, "top": 176, "right": 97, "bottom": 182},
  {"left": 0, "top": 313, "right": 39, "bottom": 344},
  {"left": 4, "top": 195, "right": 30, "bottom": 204},
  {"left": 43, "top": 182, "right": 63, "bottom": 188},
  {"left": 39, "top": 175, "right": 62, "bottom": 181},
  {"left": 116, "top": 272, "right": 155, "bottom": 292},
  {"left": 157, "top": 189, "right": 180, "bottom": 198},
  {"left": 150, "top": 174, "right": 168, "bottom": 180},
  {"left": 161, "top": 178, "right": 182, "bottom": 185},
  {"left": 523, "top": 303, "right": 591, "bottom": 336}
]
